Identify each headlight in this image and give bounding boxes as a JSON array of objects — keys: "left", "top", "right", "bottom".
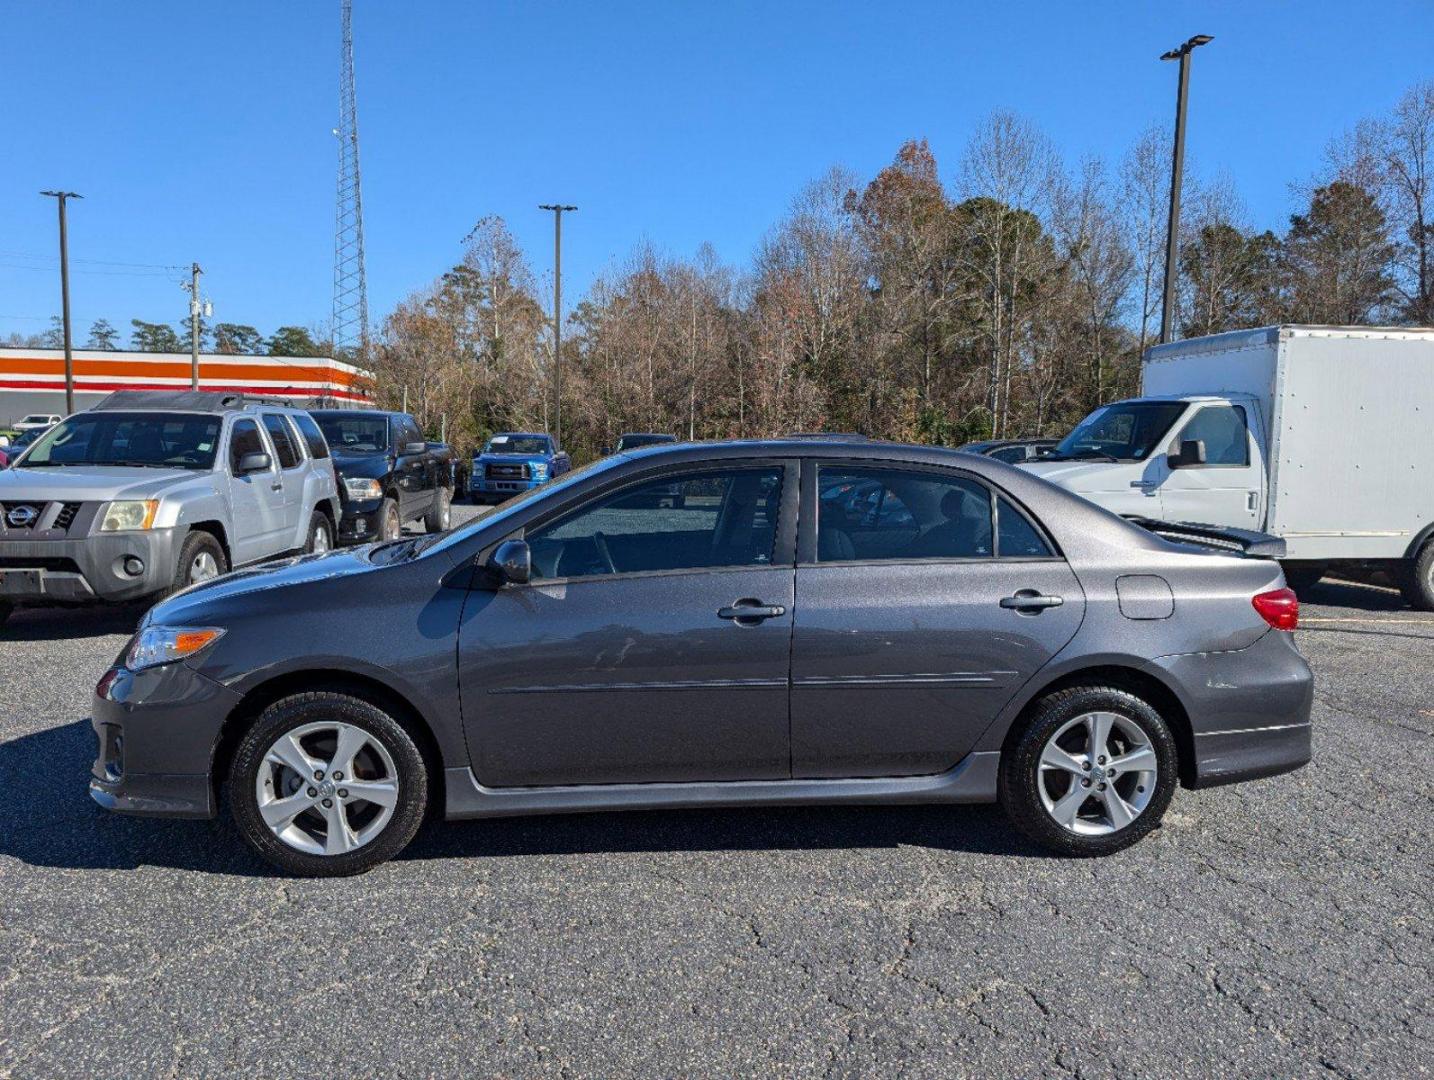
[
  {"left": 100, "top": 500, "right": 159, "bottom": 532},
  {"left": 126, "top": 625, "right": 225, "bottom": 671},
  {"left": 531, "top": 463, "right": 548, "bottom": 480},
  {"left": 344, "top": 477, "right": 383, "bottom": 500}
]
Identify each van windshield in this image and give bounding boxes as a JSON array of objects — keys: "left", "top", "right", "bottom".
[{"left": 1048, "top": 401, "right": 1188, "bottom": 463}]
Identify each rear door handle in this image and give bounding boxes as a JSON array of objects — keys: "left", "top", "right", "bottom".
[
  {"left": 718, "top": 600, "right": 787, "bottom": 623},
  {"left": 1000, "top": 590, "right": 1064, "bottom": 612},
  {"left": 271, "top": 482, "right": 283, "bottom": 492},
  {"left": 1130, "top": 479, "right": 1158, "bottom": 489}
]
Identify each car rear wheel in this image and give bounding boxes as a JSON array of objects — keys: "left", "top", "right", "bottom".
[
  {"left": 1398, "top": 541, "right": 1434, "bottom": 612},
  {"left": 424, "top": 486, "right": 451, "bottom": 533},
  {"left": 163, "top": 530, "right": 228, "bottom": 598},
  {"left": 999, "top": 685, "right": 1178, "bottom": 856},
  {"left": 378, "top": 497, "right": 402, "bottom": 541},
  {"left": 229, "top": 691, "right": 428, "bottom": 876},
  {"left": 306, "top": 511, "right": 333, "bottom": 555}
]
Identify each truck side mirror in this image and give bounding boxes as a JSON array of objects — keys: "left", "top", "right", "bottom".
[
  {"left": 487, "top": 538, "right": 531, "bottom": 586},
  {"left": 601, "top": 446, "right": 612, "bottom": 456},
  {"left": 236, "top": 451, "right": 272, "bottom": 474},
  {"left": 1168, "top": 439, "right": 1207, "bottom": 469},
  {"left": 402, "top": 441, "right": 427, "bottom": 455}
]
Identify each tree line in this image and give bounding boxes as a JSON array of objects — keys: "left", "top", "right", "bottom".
[
  {"left": 370, "top": 82, "right": 1431, "bottom": 460},
  {"left": 5, "top": 316, "right": 331, "bottom": 359}
]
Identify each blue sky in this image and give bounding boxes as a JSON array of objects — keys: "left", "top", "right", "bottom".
[{"left": 3, "top": 0, "right": 1431, "bottom": 345}]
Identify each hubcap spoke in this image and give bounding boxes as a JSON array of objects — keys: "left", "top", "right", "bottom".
[
  {"left": 1040, "top": 743, "right": 1086, "bottom": 775},
  {"left": 1050, "top": 781, "right": 1091, "bottom": 827},
  {"left": 1108, "top": 745, "right": 1156, "bottom": 775},
  {"left": 324, "top": 802, "right": 357, "bottom": 855},
  {"left": 1100, "top": 786, "right": 1137, "bottom": 830},
  {"left": 265, "top": 733, "right": 321, "bottom": 778},
  {"left": 343, "top": 778, "right": 398, "bottom": 809},
  {"left": 328, "top": 724, "right": 369, "bottom": 780},
  {"left": 259, "top": 790, "right": 316, "bottom": 829},
  {"left": 1088, "top": 713, "right": 1115, "bottom": 761}
]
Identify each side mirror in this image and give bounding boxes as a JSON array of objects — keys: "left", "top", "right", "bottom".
[
  {"left": 236, "top": 451, "right": 272, "bottom": 474},
  {"left": 487, "top": 538, "right": 531, "bottom": 586},
  {"left": 1168, "top": 439, "right": 1207, "bottom": 469},
  {"left": 601, "top": 445, "right": 612, "bottom": 456},
  {"left": 402, "top": 441, "right": 427, "bottom": 455}
]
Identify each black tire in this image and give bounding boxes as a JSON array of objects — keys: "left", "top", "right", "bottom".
[
  {"left": 999, "top": 685, "right": 1179, "bottom": 857},
  {"left": 305, "top": 510, "right": 334, "bottom": 555},
  {"left": 229, "top": 691, "right": 428, "bottom": 877},
  {"left": 1398, "top": 541, "right": 1434, "bottom": 611},
  {"left": 377, "top": 497, "right": 402, "bottom": 541},
  {"left": 424, "top": 486, "right": 452, "bottom": 533},
  {"left": 1281, "top": 562, "right": 1326, "bottom": 595},
  {"left": 162, "top": 530, "right": 228, "bottom": 598}
]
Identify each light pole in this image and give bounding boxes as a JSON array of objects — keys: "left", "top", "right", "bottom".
[
  {"left": 40, "top": 190, "right": 83, "bottom": 414},
  {"left": 1158, "top": 33, "right": 1213, "bottom": 345},
  {"left": 539, "top": 204, "right": 576, "bottom": 444},
  {"left": 180, "top": 262, "right": 211, "bottom": 390}
]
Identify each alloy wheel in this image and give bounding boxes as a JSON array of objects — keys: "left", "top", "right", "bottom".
[
  {"left": 1036, "top": 711, "right": 1157, "bottom": 836},
  {"left": 312, "top": 524, "right": 332, "bottom": 554},
  {"left": 190, "top": 551, "right": 221, "bottom": 583},
  {"left": 255, "top": 721, "right": 399, "bottom": 856}
]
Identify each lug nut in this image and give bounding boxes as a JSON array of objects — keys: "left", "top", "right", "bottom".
[
  {"left": 1082, "top": 760, "right": 1091, "bottom": 771},
  {"left": 1098, "top": 782, "right": 1107, "bottom": 791},
  {"left": 333, "top": 771, "right": 344, "bottom": 781},
  {"left": 314, "top": 770, "right": 324, "bottom": 781},
  {"left": 307, "top": 787, "right": 317, "bottom": 797},
  {"left": 1107, "top": 768, "right": 1117, "bottom": 777},
  {"left": 322, "top": 798, "right": 333, "bottom": 808},
  {"left": 1081, "top": 778, "right": 1091, "bottom": 787},
  {"left": 1098, "top": 756, "right": 1106, "bottom": 765},
  {"left": 337, "top": 789, "right": 348, "bottom": 799}
]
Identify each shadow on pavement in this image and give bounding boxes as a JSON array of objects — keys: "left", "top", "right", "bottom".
[
  {"left": 2, "top": 604, "right": 147, "bottom": 642},
  {"left": 1305, "top": 577, "right": 1408, "bottom": 612},
  {"left": 0, "top": 720, "right": 1042, "bottom": 875}
]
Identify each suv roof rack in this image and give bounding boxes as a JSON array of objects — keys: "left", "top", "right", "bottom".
[
  {"left": 91, "top": 390, "right": 296, "bottom": 412},
  {"left": 781, "top": 431, "right": 870, "bottom": 440}
]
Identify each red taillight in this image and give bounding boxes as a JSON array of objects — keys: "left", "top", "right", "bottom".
[{"left": 1253, "top": 587, "right": 1299, "bottom": 631}]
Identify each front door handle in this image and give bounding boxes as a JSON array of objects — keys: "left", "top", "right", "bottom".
[
  {"left": 718, "top": 599, "right": 787, "bottom": 624},
  {"left": 1000, "top": 590, "right": 1064, "bottom": 612},
  {"left": 271, "top": 482, "right": 283, "bottom": 492},
  {"left": 1130, "top": 479, "right": 1158, "bottom": 489}
]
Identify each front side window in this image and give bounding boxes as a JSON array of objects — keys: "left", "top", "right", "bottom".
[
  {"left": 229, "top": 418, "right": 267, "bottom": 472},
  {"left": 817, "top": 467, "right": 992, "bottom": 562},
  {"left": 528, "top": 468, "right": 783, "bottom": 581},
  {"left": 1175, "top": 405, "right": 1249, "bottom": 466},
  {"left": 21, "top": 411, "right": 222, "bottom": 470},
  {"left": 262, "top": 414, "right": 301, "bottom": 469},
  {"left": 1050, "top": 401, "right": 1189, "bottom": 462}
]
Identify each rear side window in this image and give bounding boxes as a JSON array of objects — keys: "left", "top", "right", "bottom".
[
  {"left": 817, "top": 467, "right": 992, "bottom": 562},
  {"left": 996, "top": 496, "right": 1053, "bottom": 557},
  {"left": 229, "top": 419, "right": 266, "bottom": 472},
  {"left": 1176, "top": 405, "right": 1249, "bottom": 466},
  {"left": 292, "top": 412, "right": 331, "bottom": 459},
  {"left": 262, "top": 414, "right": 301, "bottom": 469}
]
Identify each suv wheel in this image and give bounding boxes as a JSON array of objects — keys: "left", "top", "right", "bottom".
[
  {"left": 1399, "top": 541, "right": 1434, "bottom": 611},
  {"left": 424, "top": 487, "right": 451, "bottom": 533},
  {"left": 306, "top": 511, "right": 333, "bottom": 554},
  {"left": 999, "top": 685, "right": 1178, "bottom": 857},
  {"left": 378, "top": 497, "right": 402, "bottom": 541},
  {"left": 164, "top": 530, "right": 228, "bottom": 597},
  {"left": 229, "top": 691, "right": 428, "bottom": 876}
]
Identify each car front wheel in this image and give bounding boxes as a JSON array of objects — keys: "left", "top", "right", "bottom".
[
  {"left": 229, "top": 692, "right": 428, "bottom": 876},
  {"left": 377, "top": 497, "right": 402, "bottom": 541},
  {"left": 163, "top": 530, "right": 228, "bottom": 598},
  {"left": 999, "top": 685, "right": 1178, "bottom": 856}
]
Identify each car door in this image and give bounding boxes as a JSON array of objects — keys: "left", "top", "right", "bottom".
[
  {"left": 1156, "top": 402, "right": 1262, "bottom": 528},
  {"left": 791, "top": 461, "right": 1085, "bottom": 779},
  {"left": 224, "top": 418, "right": 287, "bottom": 565},
  {"left": 392, "top": 414, "right": 431, "bottom": 520},
  {"left": 457, "top": 461, "right": 797, "bottom": 787},
  {"left": 260, "top": 413, "right": 306, "bottom": 549}
]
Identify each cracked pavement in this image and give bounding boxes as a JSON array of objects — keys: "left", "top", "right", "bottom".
[{"left": 1, "top": 519, "right": 1430, "bottom": 1076}]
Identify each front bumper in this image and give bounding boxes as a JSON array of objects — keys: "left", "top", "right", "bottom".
[
  {"left": 337, "top": 498, "right": 384, "bottom": 542},
  {"left": 88, "top": 659, "right": 243, "bottom": 819},
  {"left": 0, "top": 527, "right": 180, "bottom": 604},
  {"left": 470, "top": 475, "right": 544, "bottom": 500},
  {"left": 1153, "top": 628, "right": 1314, "bottom": 789}
]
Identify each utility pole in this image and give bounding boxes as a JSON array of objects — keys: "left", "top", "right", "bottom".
[
  {"left": 1158, "top": 34, "right": 1213, "bottom": 345},
  {"left": 181, "top": 262, "right": 206, "bottom": 389},
  {"left": 539, "top": 204, "right": 577, "bottom": 445},
  {"left": 40, "top": 191, "right": 82, "bottom": 414}
]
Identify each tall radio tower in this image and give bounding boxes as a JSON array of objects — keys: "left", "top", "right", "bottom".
[{"left": 332, "top": 0, "right": 369, "bottom": 362}]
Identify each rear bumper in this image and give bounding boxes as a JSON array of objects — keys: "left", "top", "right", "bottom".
[
  {"left": 1152, "top": 629, "right": 1314, "bottom": 788},
  {"left": 0, "top": 528, "right": 179, "bottom": 603}
]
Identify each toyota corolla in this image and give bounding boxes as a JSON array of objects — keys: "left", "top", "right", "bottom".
[{"left": 90, "top": 437, "right": 1312, "bottom": 875}]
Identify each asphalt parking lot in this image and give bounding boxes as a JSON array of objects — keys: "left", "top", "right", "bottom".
[{"left": 1, "top": 504, "right": 1429, "bottom": 1078}]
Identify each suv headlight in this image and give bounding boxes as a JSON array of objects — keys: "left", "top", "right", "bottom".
[
  {"left": 344, "top": 477, "right": 383, "bottom": 500},
  {"left": 100, "top": 500, "right": 159, "bottom": 532},
  {"left": 126, "top": 625, "right": 225, "bottom": 671}
]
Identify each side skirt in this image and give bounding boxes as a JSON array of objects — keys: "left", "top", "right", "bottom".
[{"left": 444, "top": 751, "right": 1001, "bottom": 820}]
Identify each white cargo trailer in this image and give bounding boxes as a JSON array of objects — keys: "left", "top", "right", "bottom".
[{"left": 1021, "top": 325, "right": 1434, "bottom": 608}]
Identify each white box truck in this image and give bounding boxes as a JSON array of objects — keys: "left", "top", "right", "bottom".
[{"left": 1020, "top": 325, "right": 1434, "bottom": 608}]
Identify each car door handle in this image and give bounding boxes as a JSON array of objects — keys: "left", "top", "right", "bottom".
[
  {"left": 718, "top": 600, "right": 787, "bottom": 623},
  {"left": 1130, "top": 480, "right": 1158, "bottom": 488},
  {"left": 270, "top": 482, "right": 283, "bottom": 492},
  {"left": 1000, "top": 590, "right": 1064, "bottom": 612}
]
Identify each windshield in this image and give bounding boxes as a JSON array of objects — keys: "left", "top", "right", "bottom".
[
  {"left": 20, "top": 415, "right": 55, "bottom": 425},
  {"left": 1049, "top": 401, "right": 1189, "bottom": 462},
  {"left": 615, "top": 434, "right": 673, "bottom": 451},
  {"left": 21, "top": 411, "right": 222, "bottom": 469},
  {"left": 484, "top": 435, "right": 550, "bottom": 455},
  {"left": 315, "top": 414, "right": 389, "bottom": 453}
]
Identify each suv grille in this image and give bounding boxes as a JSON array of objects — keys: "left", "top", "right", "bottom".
[
  {"left": 3, "top": 502, "right": 44, "bottom": 530},
  {"left": 53, "top": 502, "right": 81, "bottom": 531},
  {"left": 0, "top": 556, "right": 82, "bottom": 573}
]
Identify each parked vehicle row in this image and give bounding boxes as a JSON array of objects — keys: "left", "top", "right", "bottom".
[
  {"left": 89, "top": 435, "right": 1312, "bottom": 875},
  {"left": 469, "top": 432, "right": 571, "bottom": 503}
]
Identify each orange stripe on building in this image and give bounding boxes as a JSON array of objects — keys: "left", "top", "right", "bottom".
[{"left": 0, "top": 356, "right": 364, "bottom": 388}]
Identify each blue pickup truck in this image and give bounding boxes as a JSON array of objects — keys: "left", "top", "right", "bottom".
[{"left": 469, "top": 432, "right": 571, "bottom": 503}]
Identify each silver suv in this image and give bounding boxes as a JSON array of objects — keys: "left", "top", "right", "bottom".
[{"left": 0, "top": 391, "right": 339, "bottom": 625}]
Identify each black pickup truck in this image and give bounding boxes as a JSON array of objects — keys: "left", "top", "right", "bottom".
[{"left": 310, "top": 410, "right": 454, "bottom": 542}]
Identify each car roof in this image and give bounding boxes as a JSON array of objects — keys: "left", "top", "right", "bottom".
[
  {"left": 490, "top": 432, "right": 549, "bottom": 440},
  {"left": 619, "top": 432, "right": 675, "bottom": 439},
  {"left": 91, "top": 390, "right": 301, "bottom": 414}
]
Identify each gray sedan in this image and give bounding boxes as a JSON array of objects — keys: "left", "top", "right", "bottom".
[{"left": 90, "top": 438, "right": 1312, "bottom": 875}]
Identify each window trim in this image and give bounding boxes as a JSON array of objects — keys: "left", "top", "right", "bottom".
[
  {"left": 799, "top": 458, "right": 1062, "bottom": 566},
  {"left": 226, "top": 417, "right": 273, "bottom": 475},
  {"left": 1169, "top": 403, "right": 1252, "bottom": 469},
  {"left": 504, "top": 459, "right": 799, "bottom": 587},
  {"left": 261, "top": 412, "right": 303, "bottom": 471}
]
